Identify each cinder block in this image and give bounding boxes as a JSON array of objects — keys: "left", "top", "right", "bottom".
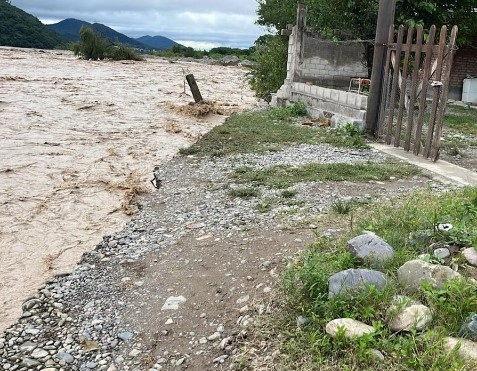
[
  {"left": 338, "top": 91, "right": 348, "bottom": 104},
  {"left": 310, "top": 85, "right": 318, "bottom": 96},
  {"left": 330, "top": 89, "right": 339, "bottom": 102},
  {"left": 316, "top": 87, "right": 324, "bottom": 97},
  {"left": 347, "top": 94, "right": 357, "bottom": 107},
  {"left": 324, "top": 88, "right": 332, "bottom": 100}
]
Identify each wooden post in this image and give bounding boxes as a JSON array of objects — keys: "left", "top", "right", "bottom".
[
  {"left": 365, "top": 0, "right": 396, "bottom": 136},
  {"left": 186, "top": 74, "right": 203, "bottom": 103}
]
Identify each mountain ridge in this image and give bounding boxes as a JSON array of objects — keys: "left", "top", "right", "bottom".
[
  {"left": 0, "top": 1, "right": 65, "bottom": 49},
  {"left": 49, "top": 18, "right": 179, "bottom": 50}
]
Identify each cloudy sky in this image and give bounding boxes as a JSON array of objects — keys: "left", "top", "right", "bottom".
[{"left": 11, "top": 0, "right": 266, "bottom": 49}]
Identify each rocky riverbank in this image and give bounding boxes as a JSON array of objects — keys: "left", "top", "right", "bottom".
[{"left": 0, "top": 138, "right": 449, "bottom": 370}]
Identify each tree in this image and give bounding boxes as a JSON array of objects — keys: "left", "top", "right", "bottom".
[
  {"left": 72, "top": 26, "right": 143, "bottom": 61},
  {"left": 251, "top": 0, "right": 477, "bottom": 97}
]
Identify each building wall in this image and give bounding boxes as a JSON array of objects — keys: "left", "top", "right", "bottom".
[
  {"left": 449, "top": 36, "right": 477, "bottom": 100},
  {"left": 294, "top": 36, "right": 368, "bottom": 89}
]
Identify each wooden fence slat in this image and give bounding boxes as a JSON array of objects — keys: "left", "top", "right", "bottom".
[
  {"left": 404, "top": 26, "right": 424, "bottom": 151},
  {"left": 385, "top": 25, "right": 404, "bottom": 145},
  {"left": 388, "top": 44, "right": 438, "bottom": 53},
  {"left": 413, "top": 25, "right": 436, "bottom": 155},
  {"left": 423, "top": 26, "right": 447, "bottom": 159},
  {"left": 378, "top": 25, "right": 395, "bottom": 136},
  {"left": 431, "top": 25, "right": 459, "bottom": 161},
  {"left": 395, "top": 26, "right": 414, "bottom": 148}
]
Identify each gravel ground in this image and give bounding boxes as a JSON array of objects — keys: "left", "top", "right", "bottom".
[{"left": 0, "top": 143, "right": 451, "bottom": 371}]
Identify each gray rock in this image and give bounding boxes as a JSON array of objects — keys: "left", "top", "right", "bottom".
[
  {"left": 458, "top": 313, "right": 477, "bottom": 341},
  {"left": 221, "top": 55, "right": 239, "bottom": 66},
  {"left": 397, "top": 259, "right": 462, "bottom": 293},
  {"left": 387, "top": 302, "right": 432, "bottom": 332},
  {"left": 19, "top": 341, "right": 37, "bottom": 353},
  {"left": 296, "top": 316, "right": 309, "bottom": 327},
  {"left": 21, "top": 358, "right": 41, "bottom": 367},
  {"left": 31, "top": 347, "right": 49, "bottom": 359},
  {"left": 55, "top": 351, "right": 74, "bottom": 363},
  {"left": 462, "top": 248, "right": 477, "bottom": 266},
  {"left": 117, "top": 331, "right": 134, "bottom": 342},
  {"left": 370, "top": 349, "right": 385, "bottom": 361},
  {"left": 328, "top": 268, "right": 387, "bottom": 297},
  {"left": 347, "top": 232, "right": 395, "bottom": 266},
  {"left": 444, "top": 337, "right": 477, "bottom": 360},
  {"left": 433, "top": 247, "right": 450, "bottom": 260},
  {"left": 325, "top": 318, "right": 375, "bottom": 338},
  {"left": 161, "top": 295, "right": 186, "bottom": 310}
]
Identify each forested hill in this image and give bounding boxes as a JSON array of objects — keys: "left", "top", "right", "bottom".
[
  {"left": 48, "top": 19, "right": 147, "bottom": 49},
  {"left": 0, "top": 1, "right": 65, "bottom": 49}
]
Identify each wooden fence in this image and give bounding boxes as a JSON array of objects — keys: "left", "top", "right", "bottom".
[{"left": 377, "top": 24, "right": 458, "bottom": 161}]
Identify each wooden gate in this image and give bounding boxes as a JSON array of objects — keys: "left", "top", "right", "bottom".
[{"left": 377, "top": 25, "right": 458, "bottom": 161}]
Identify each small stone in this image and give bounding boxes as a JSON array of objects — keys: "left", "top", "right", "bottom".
[
  {"left": 165, "top": 318, "right": 174, "bottom": 325},
  {"left": 199, "top": 337, "right": 208, "bottom": 344},
  {"left": 85, "top": 361, "right": 97, "bottom": 369},
  {"left": 347, "top": 232, "right": 395, "bottom": 266},
  {"left": 370, "top": 349, "right": 385, "bottom": 361},
  {"left": 328, "top": 269, "right": 387, "bottom": 297},
  {"left": 118, "top": 331, "right": 134, "bottom": 342},
  {"left": 444, "top": 337, "right": 477, "bottom": 360},
  {"left": 161, "top": 296, "right": 186, "bottom": 310},
  {"left": 325, "top": 318, "right": 375, "bottom": 338},
  {"left": 19, "top": 341, "right": 37, "bottom": 353},
  {"left": 219, "top": 337, "right": 232, "bottom": 349},
  {"left": 212, "top": 354, "right": 228, "bottom": 363},
  {"left": 388, "top": 303, "right": 432, "bottom": 332},
  {"left": 216, "top": 324, "right": 225, "bottom": 333},
  {"left": 21, "top": 358, "right": 41, "bottom": 367},
  {"left": 55, "top": 352, "right": 75, "bottom": 364},
  {"left": 176, "top": 357, "right": 186, "bottom": 366},
  {"left": 236, "top": 295, "right": 250, "bottom": 305},
  {"left": 433, "top": 247, "right": 450, "bottom": 260},
  {"left": 463, "top": 248, "right": 477, "bottom": 266},
  {"left": 397, "top": 259, "right": 462, "bottom": 293},
  {"left": 296, "top": 316, "right": 309, "bottom": 327},
  {"left": 129, "top": 349, "right": 141, "bottom": 357},
  {"left": 208, "top": 332, "right": 221, "bottom": 341},
  {"left": 458, "top": 313, "right": 477, "bottom": 341},
  {"left": 107, "top": 365, "right": 117, "bottom": 371},
  {"left": 31, "top": 348, "right": 49, "bottom": 358}
]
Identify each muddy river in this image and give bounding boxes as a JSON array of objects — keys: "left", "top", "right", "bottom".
[{"left": 0, "top": 47, "right": 259, "bottom": 332}]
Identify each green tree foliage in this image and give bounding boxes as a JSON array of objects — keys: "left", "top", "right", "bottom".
[
  {"left": 252, "top": 0, "right": 477, "bottom": 97},
  {"left": 250, "top": 35, "right": 288, "bottom": 100},
  {"left": 0, "top": 1, "right": 65, "bottom": 49},
  {"left": 72, "top": 26, "right": 143, "bottom": 61}
]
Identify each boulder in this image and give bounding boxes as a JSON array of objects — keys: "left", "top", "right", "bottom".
[
  {"left": 462, "top": 248, "right": 477, "bottom": 266},
  {"left": 347, "top": 232, "right": 395, "bottom": 266},
  {"left": 221, "top": 55, "right": 240, "bottom": 66},
  {"left": 397, "top": 259, "right": 462, "bottom": 293},
  {"left": 443, "top": 337, "right": 477, "bottom": 360},
  {"left": 325, "top": 318, "right": 375, "bottom": 338},
  {"left": 328, "top": 268, "right": 387, "bottom": 297},
  {"left": 458, "top": 313, "right": 477, "bottom": 341},
  {"left": 387, "top": 299, "right": 432, "bottom": 332}
]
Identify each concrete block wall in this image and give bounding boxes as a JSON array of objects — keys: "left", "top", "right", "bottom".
[{"left": 290, "top": 82, "right": 367, "bottom": 128}]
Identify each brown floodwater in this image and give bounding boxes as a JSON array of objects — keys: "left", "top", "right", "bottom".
[{"left": 0, "top": 47, "right": 259, "bottom": 332}]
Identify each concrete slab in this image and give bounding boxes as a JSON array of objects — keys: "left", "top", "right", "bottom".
[{"left": 370, "top": 143, "right": 477, "bottom": 187}]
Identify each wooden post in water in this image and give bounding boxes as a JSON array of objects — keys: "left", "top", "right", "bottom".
[{"left": 186, "top": 74, "right": 203, "bottom": 103}]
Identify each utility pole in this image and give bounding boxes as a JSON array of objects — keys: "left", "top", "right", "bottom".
[{"left": 365, "top": 0, "right": 396, "bottom": 135}]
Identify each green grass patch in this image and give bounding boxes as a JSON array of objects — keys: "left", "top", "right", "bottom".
[
  {"left": 230, "top": 161, "right": 420, "bottom": 189},
  {"left": 179, "top": 106, "right": 369, "bottom": 157},
  {"left": 444, "top": 105, "right": 477, "bottom": 136},
  {"left": 256, "top": 187, "right": 477, "bottom": 370},
  {"left": 228, "top": 187, "right": 260, "bottom": 199}
]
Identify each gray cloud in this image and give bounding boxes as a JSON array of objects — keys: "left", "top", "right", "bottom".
[{"left": 11, "top": 0, "right": 265, "bottom": 48}]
